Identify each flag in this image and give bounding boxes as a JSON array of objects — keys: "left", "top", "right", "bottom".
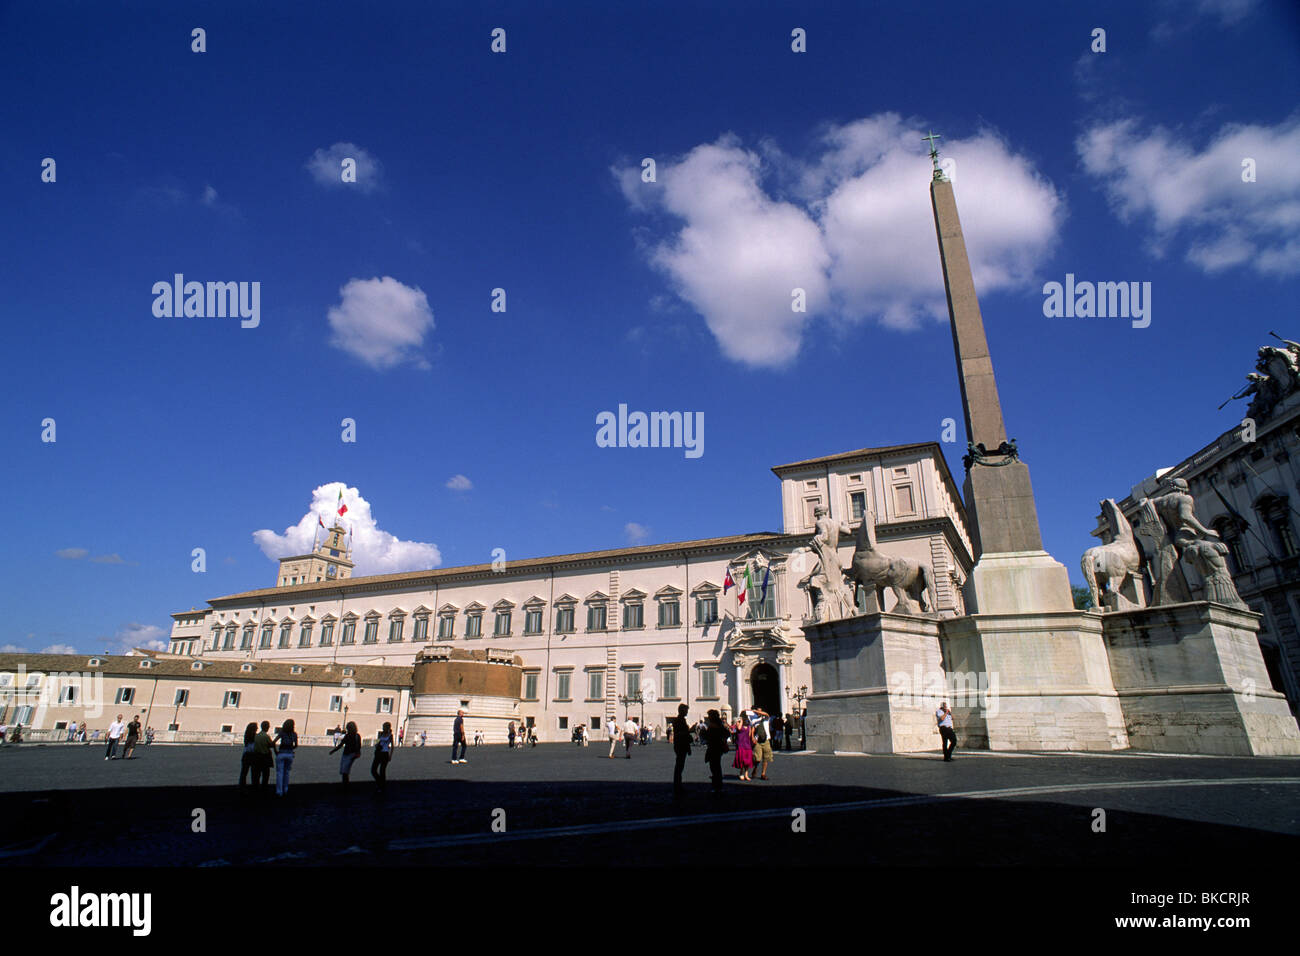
[
  {"left": 723, "top": 568, "right": 735, "bottom": 594},
  {"left": 738, "top": 564, "right": 749, "bottom": 605},
  {"left": 760, "top": 566, "right": 770, "bottom": 605},
  {"left": 743, "top": 565, "right": 754, "bottom": 603},
  {"left": 336, "top": 488, "right": 348, "bottom": 517},
  {"left": 318, "top": 515, "right": 326, "bottom": 530}
]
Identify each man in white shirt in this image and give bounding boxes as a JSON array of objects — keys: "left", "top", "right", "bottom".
[
  {"left": 622, "top": 717, "right": 638, "bottom": 758},
  {"left": 105, "top": 714, "right": 126, "bottom": 760},
  {"left": 607, "top": 718, "right": 620, "bottom": 758},
  {"left": 937, "top": 701, "right": 956, "bottom": 761}
]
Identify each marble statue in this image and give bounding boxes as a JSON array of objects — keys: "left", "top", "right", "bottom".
[
  {"left": 1135, "top": 477, "right": 1221, "bottom": 606},
  {"left": 1231, "top": 334, "right": 1300, "bottom": 421},
  {"left": 807, "top": 505, "right": 856, "bottom": 622},
  {"left": 848, "top": 510, "right": 938, "bottom": 616},
  {"left": 1181, "top": 538, "right": 1248, "bottom": 609},
  {"left": 1081, "top": 498, "right": 1145, "bottom": 611}
]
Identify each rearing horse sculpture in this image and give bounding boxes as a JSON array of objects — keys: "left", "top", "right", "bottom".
[
  {"left": 848, "top": 511, "right": 938, "bottom": 616},
  {"left": 1081, "top": 497, "right": 1144, "bottom": 611}
]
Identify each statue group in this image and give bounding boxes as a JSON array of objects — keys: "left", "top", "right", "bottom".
[
  {"left": 802, "top": 505, "right": 938, "bottom": 622},
  {"left": 1083, "top": 480, "right": 1246, "bottom": 612},
  {"left": 1231, "top": 335, "right": 1300, "bottom": 421}
]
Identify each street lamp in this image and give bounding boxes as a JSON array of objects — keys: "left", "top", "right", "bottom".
[
  {"left": 793, "top": 685, "right": 809, "bottom": 750},
  {"left": 618, "top": 691, "right": 644, "bottom": 725}
]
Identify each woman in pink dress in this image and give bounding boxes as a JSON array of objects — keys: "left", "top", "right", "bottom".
[{"left": 732, "top": 717, "right": 754, "bottom": 781}]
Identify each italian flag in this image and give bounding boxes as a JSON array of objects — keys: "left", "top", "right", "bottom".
[
  {"left": 336, "top": 488, "right": 348, "bottom": 517},
  {"left": 743, "top": 565, "right": 754, "bottom": 603},
  {"left": 737, "top": 564, "right": 749, "bottom": 605}
]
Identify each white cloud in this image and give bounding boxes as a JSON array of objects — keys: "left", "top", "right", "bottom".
[
  {"left": 56, "top": 548, "right": 88, "bottom": 560},
  {"left": 306, "top": 142, "right": 383, "bottom": 193},
  {"left": 327, "top": 276, "right": 435, "bottom": 369},
  {"left": 41, "top": 643, "right": 79, "bottom": 655},
  {"left": 90, "top": 553, "right": 128, "bottom": 565},
  {"left": 617, "top": 114, "right": 1062, "bottom": 366},
  {"left": 201, "top": 184, "right": 219, "bottom": 206},
  {"left": 1078, "top": 114, "right": 1300, "bottom": 276},
  {"left": 0, "top": 644, "right": 27, "bottom": 653},
  {"left": 101, "top": 623, "right": 167, "bottom": 654},
  {"left": 624, "top": 522, "right": 651, "bottom": 545},
  {"left": 445, "top": 474, "right": 473, "bottom": 491},
  {"left": 1153, "top": 0, "right": 1259, "bottom": 39},
  {"left": 253, "top": 481, "right": 441, "bottom": 575}
]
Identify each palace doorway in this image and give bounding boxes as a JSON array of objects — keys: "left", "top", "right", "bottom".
[{"left": 749, "top": 662, "right": 781, "bottom": 715}]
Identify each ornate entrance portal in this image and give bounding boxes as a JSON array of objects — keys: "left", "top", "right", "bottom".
[{"left": 750, "top": 662, "right": 781, "bottom": 715}]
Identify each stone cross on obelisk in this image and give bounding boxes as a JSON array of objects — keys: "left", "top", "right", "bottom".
[{"left": 927, "top": 134, "right": 1073, "bottom": 613}]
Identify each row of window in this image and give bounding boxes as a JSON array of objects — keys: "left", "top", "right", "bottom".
[
  {"left": 102, "top": 684, "right": 394, "bottom": 714},
  {"left": 519, "top": 665, "right": 717, "bottom": 702},
  {"left": 206, "top": 593, "right": 760, "bottom": 652}
]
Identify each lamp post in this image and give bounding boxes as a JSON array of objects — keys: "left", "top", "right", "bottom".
[
  {"left": 793, "top": 685, "right": 809, "bottom": 750},
  {"left": 618, "top": 691, "right": 644, "bottom": 727}
]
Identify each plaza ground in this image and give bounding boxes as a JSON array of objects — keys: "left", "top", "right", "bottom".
[{"left": 1, "top": 740, "right": 1296, "bottom": 867}]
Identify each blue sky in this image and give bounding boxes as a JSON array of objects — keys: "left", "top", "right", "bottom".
[{"left": 3, "top": 0, "right": 1298, "bottom": 653}]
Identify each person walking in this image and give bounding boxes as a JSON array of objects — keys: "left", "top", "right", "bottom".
[
  {"left": 372, "top": 722, "right": 395, "bottom": 790},
  {"left": 751, "top": 708, "right": 774, "bottom": 780},
  {"left": 238, "top": 722, "right": 257, "bottom": 787},
  {"left": 607, "top": 718, "right": 619, "bottom": 757},
  {"left": 937, "top": 701, "right": 957, "bottom": 761},
  {"left": 273, "top": 719, "right": 298, "bottom": 796},
  {"left": 703, "top": 710, "right": 729, "bottom": 794},
  {"left": 122, "top": 714, "right": 142, "bottom": 759},
  {"left": 508, "top": 720, "right": 517, "bottom": 750},
  {"left": 451, "top": 709, "right": 468, "bottom": 764},
  {"left": 398, "top": 726, "right": 405, "bottom": 748},
  {"left": 580, "top": 724, "right": 589, "bottom": 747},
  {"left": 329, "top": 721, "right": 362, "bottom": 785},
  {"left": 622, "top": 716, "right": 637, "bottom": 758},
  {"left": 252, "top": 721, "right": 275, "bottom": 791},
  {"left": 670, "top": 704, "right": 692, "bottom": 799},
  {"left": 420, "top": 730, "right": 427, "bottom": 748},
  {"left": 78, "top": 721, "right": 88, "bottom": 743},
  {"left": 104, "top": 714, "right": 126, "bottom": 760}
]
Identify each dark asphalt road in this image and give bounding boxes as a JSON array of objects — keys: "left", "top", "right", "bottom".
[{"left": 2, "top": 742, "right": 1297, "bottom": 867}]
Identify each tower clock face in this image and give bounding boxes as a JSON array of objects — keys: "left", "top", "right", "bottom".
[{"left": 326, "top": 565, "right": 337, "bottom": 578}]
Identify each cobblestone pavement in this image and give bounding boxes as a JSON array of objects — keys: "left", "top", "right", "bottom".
[{"left": 2, "top": 742, "right": 1296, "bottom": 866}]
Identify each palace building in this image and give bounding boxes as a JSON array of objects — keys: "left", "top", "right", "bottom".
[
  {"left": 0, "top": 441, "right": 972, "bottom": 743},
  {"left": 143, "top": 440, "right": 973, "bottom": 743}
]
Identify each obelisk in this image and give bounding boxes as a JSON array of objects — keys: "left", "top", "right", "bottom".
[{"left": 926, "top": 133, "right": 1072, "bottom": 613}]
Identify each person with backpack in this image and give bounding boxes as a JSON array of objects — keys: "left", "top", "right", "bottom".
[
  {"left": 329, "top": 721, "right": 362, "bottom": 785},
  {"left": 750, "top": 707, "right": 774, "bottom": 781},
  {"left": 273, "top": 719, "right": 298, "bottom": 796}
]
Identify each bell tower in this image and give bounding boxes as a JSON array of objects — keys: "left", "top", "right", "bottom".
[{"left": 276, "top": 522, "right": 354, "bottom": 587}]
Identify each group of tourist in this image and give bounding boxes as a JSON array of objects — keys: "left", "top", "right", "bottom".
[
  {"left": 507, "top": 720, "right": 537, "bottom": 748},
  {"left": 665, "top": 704, "right": 782, "bottom": 796},
  {"left": 238, "top": 719, "right": 398, "bottom": 796},
  {"left": 102, "top": 713, "right": 145, "bottom": 760}
]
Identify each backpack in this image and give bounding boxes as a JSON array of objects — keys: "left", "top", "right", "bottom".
[{"left": 754, "top": 720, "right": 767, "bottom": 744}]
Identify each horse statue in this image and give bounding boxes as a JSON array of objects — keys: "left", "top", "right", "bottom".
[
  {"left": 1080, "top": 498, "right": 1144, "bottom": 611},
  {"left": 848, "top": 511, "right": 938, "bottom": 616}
]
